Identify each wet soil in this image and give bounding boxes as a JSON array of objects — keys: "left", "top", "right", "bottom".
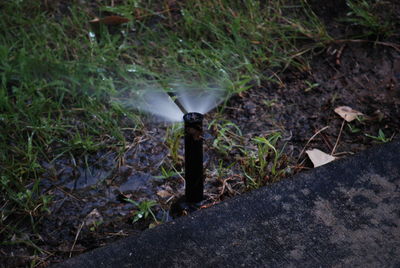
[
  {"left": 2, "top": 2, "right": 400, "bottom": 267},
  {"left": 228, "top": 42, "right": 400, "bottom": 159}
]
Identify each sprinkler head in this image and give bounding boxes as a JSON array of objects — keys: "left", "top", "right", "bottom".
[{"left": 183, "top": 112, "right": 204, "bottom": 203}]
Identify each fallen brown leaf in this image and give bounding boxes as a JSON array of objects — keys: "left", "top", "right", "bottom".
[
  {"left": 157, "top": 190, "right": 172, "bottom": 198},
  {"left": 84, "top": 208, "right": 103, "bottom": 226},
  {"left": 90, "top": 16, "right": 130, "bottom": 25},
  {"left": 334, "top": 106, "right": 363, "bottom": 122}
]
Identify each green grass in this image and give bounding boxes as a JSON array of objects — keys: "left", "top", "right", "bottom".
[
  {"left": 0, "top": 0, "right": 399, "bottom": 263},
  {"left": 0, "top": 1, "right": 134, "bottom": 243},
  {"left": 343, "top": 0, "right": 399, "bottom": 39}
]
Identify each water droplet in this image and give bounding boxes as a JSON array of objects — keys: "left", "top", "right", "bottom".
[
  {"left": 127, "top": 66, "right": 137, "bottom": 73},
  {"left": 88, "top": 31, "right": 96, "bottom": 43}
]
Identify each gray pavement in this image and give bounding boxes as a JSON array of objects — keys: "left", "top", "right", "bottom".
[{"left": 56, "top": 140, "right": 400, "bottom": 267}]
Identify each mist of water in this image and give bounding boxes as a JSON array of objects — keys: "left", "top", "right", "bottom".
[
  {"left": 135, "top": 90, "right": 184, "bottom": 122},
  {"left": 116, "top": 82, "right": 227, "bottom": 122},
  {"left": 176, "top": 87, "right": 225, "bottom": 115}
]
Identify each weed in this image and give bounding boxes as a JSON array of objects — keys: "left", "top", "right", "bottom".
[
  {"left": 154, "top": 166, "right": 181, "bottom": 179},
  {"left": 124, "top": 199, "right": 158, "bottom": 223},
  {"left": 209, "top": 120, "right": 243, "bottom": 157},
  {"left": 216, "top": 160, "right": 236, "bottom": 178},
  {"left": 89, "top": 220, "right": 103, "bottom": 232},
  {"left": 71, "top": 132, "right": 100, "bottom": 153},
  {"left": 347, "top": 123, "right": 361, "bottom": 133},
  {"left": 263, "top": 99, "right": 278, "bottom": 108},
  {"left": 165, "top": 123, "right": 184, "bottom": 166},
  {"left": 241, "top": 133, "right": 288, "bottom": 189},
  {"left": 365, "top": 129, "right": 391, "bottom": 143},
  {"left": 304, "top": 80, "right": 319, "bottom": 92}
]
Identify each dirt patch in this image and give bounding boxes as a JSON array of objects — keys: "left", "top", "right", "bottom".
[{"left": 227, "top": 42, "right": 400, "bottom": 160}]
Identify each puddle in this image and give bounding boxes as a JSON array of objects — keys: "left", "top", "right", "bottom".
[
  {"left": 119, "top": 172, "right": 159, "bottom": 193},
  {"left": 64, "top": 167, "right": 111, "bottom": 190}
]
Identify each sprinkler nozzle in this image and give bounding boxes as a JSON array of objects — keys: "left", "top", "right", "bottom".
[{"left": 183, "top": 112, "right": 204, "bottom": 203}]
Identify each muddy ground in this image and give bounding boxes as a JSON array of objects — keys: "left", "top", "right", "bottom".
[{"left": 2, "top": 2, "right": 400, "bottom": 268}]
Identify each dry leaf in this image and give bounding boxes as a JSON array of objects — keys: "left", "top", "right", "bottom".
[
  {"left": 157, "top": 190, "right": 172, "bottom": 198},
  {"left": 149, "top": 221, "right": 162, "bottom": 229},
  {"left": 84, "top": 208, "right": 103, "bottom": 226},
  {"left": 90, "top": 16, "right": 130, "bottom": 25},
  {"left": 306, "top": 149, "right": 336, "bottom": 167},
  {"left": 334, "top": 106, "right": 363, "bottom": 122}
]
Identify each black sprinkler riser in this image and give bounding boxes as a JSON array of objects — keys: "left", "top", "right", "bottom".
[{"left": 183, "top": 112, "right": 204, "bottom": 203}]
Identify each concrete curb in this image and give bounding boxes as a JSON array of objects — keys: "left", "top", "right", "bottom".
[{"left": 56, "top": 140, "right": 400, "bottom": 267}]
